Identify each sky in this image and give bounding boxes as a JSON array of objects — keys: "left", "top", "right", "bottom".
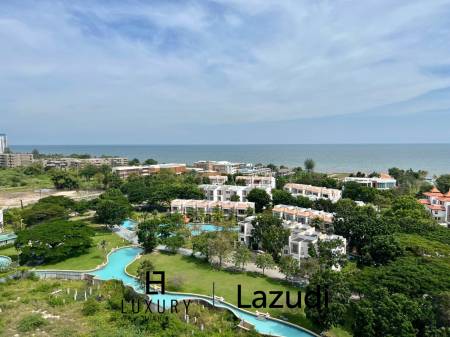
[{"left": 2, "top": 0, "right": 450, "bottom": 144}]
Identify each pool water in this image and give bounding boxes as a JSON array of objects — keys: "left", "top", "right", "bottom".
[
  {"left": 121, "top": 219, "right": 136, "bottom": 230},
  {"left": 91, "top": 247, "right": 316, "bottom": 337},
  {"left": 189, "top": 224, "right": 238, "bottom": 236},
  {"left": 0, "top": 255, "right": 12, "bottom": 270}
]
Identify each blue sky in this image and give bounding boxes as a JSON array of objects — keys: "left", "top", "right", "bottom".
[{"left": 2, "top": 0, "right": 450, "bottom": 144}]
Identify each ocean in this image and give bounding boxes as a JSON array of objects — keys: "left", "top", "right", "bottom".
[{"left": 11, "top": 144, "right": 450, "bottom": 175}]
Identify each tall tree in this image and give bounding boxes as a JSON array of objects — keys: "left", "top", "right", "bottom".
[
  {"left": 255, "top": 253, "right": 275, "bottom": 275},
  {"left": 251, "top": 214, "right": 290, "bottom": 262},
  {"left": 304, "top": 158, "right": 315, "bottom": 172},
  {"left": 435, "top": 174, "right": 450, "bottom": 193},
  {"left": 246, "top": 188, "right": 271, "bottom": 212},
  {"left": 232, "top": 243, "right": 252, "bottom": 270},
  {"left": 137, "top": 220, "right": 159, "bottom": 253}
]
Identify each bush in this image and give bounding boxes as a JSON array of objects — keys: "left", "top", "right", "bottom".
[
  {"left": 17, "top": 314, "right": 46, "bottom": 332},
  {"left": 48, "top": 296, "right": 65, "bottom": 307},
  {"left": 82, "top": 298, "right": 100, "bottom": 316}
]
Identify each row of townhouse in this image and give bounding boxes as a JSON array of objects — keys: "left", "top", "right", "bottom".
[
  {"left": 283, "top": 183, "right": 342, "bottom": 202},
  {"left": 112, "top": 163, "right": 187, "bottom": 179},
  {"left": 42, "top": 157, "right": 129, "bottom": 169},
  {"left": 170, "top": 199, "right": 254, "bottom": 219},
  {"left": 419, "top": 186, "right": 450, "bottom": 226},
  {"left": 343, "top": 173, "right": 396, "bottom": 190},
  {"left": 272, "top": 204, "right": 334, "bottom": 224},
  {"left": 239, "top": 211, "right": 346, "bottom": 268},
  {"left": 199, "top": 184, "right": 272, "bottom": 202},
  {"left": 207, "top": 175, "right": 276, "bottom": 189}
]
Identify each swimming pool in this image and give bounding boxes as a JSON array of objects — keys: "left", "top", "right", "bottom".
[
  {"left": 0, "top": 255, "right": 12, "bottom": 270},
  {"left": 188, "top": 223, "right": 238, "bottom": 236},
  {"left": 90, "top": 247, "right": 317, "bottom": 337},
  {"left": 121, "top": 219, "right": 136, "bottom": 230}
]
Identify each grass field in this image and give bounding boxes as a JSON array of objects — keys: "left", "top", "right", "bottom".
[
  {"left": 127, "top": 251, "right": 317, "bottom": 330},
  {"left": 35, "top": 226, "right": 128, "bottom": 270},
  {"left": 0, "top": 168, "right": 53, "bottom": 190}
]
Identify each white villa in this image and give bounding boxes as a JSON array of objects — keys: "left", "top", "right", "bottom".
[
  {"left": 419, "top": 187, "right": 450, "bottom": 226},
  {"left": 170, "top": 199, "right": 254, "bottom": 219},
  {"left": 199, "top": 184, "right": 272, "bottom": 202},
  {"left": 343, "top": 173, "right": 396, "bottom": 190},
  {"left": 284, "top": 183, "right": 342, "bottom": 202},
  {"left": 239, "top": 216, "right": 346, "bottom": 268}
]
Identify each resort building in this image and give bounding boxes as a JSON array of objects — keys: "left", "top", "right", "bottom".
[
  {"left": 0, "top": 134, "right": 6, "bottom": 154},
  {"left": 199, "top": 184, "right": 272, "bottom": 202},
  {"left": 419, "top": 187, "right": 450, "bottom": 226},
  {"left": 272, "top": 204, "right": 334, "bottom": 224},
  {"left": 171, "top": 199, "right": 254, "bottom": 219},
  {"left": 343, "top": 173, "right": 396, "bottom": 190},
  {"left": 113, "top": 163, "right": 186, "bottom": 179},
  {"left": 238, "top": 216, "right": 346, "bottom": 268},
  {"left": 238, "top": 165, "right": 273, "bottom": 176},
  {"left": 283, "top": 183, "right": 342, "bottom": 202},
  {"left": 235, "top": 176, "right": 276, "bottom": 189},
  {"left": 193, "top": 160, "right": 242, "bottom": 175},
  {"left": 208, "top": 175, "right": 228, "bottom": 185},
  {"left": 0, "top": 153, "right": 33, "bottom": 168},
  {"left": 42, "top": 157, "right": 129, "bottom": 169}
]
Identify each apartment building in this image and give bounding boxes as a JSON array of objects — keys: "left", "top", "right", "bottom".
[
  {"left": 0, "top": 134, "right": 6, "bottom": 154},
  {"left": 419, "top": 186, "right": 450, "bottom": 226},
  {"left": 0, "top": 153, "right": 33, "bottom": 168},
  {"left": 272, "top": 204, "right": 334, "bottom": 224},
  {"left": 112, "top": 163, "right": 186, "bottom": 179},
  {"left": 284, "top": 183, "right": 342, "bottom": 202},
  {"left": 238, "top": 166, "right": 273, "bottom": 176},
  {"left": 238, "top": 216, "right": 346, "bottom": 268},
  {"left": 235, "top": 176, "right": 276, "bottom": 189},
  {"left": 208, "top": 175, "right": 228, "bottom": 185},
  {"left": 343, "top": 173, "right": 396, "bottom": 190},
  {"left": 171, "top": 199, "right": 254, "bottom": 219},
  {"left": 43, "top": 157, "right": 129, "bottom": 169},
  {"left": 193, "top": 160, "right": 242, "bottom": 174},
  {"left": 199, "top": 184, "right": 272, "bottom": 202}
]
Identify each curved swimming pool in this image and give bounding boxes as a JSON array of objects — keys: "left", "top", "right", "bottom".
[{"left": 90, "top": 247, "right": 317, "bottom": 337}]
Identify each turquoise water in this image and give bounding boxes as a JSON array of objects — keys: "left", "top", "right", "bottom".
[
  {"left": 0, "top": 255, "right": 12, "bottom": 269},
  {"left": 189, "top": 224, "right": 224, "bottom": 236},
  {"left": 12, "top": 144, "right": 450, "bottom": 174},
  {"left": 0, "top": 233, "right": 17, "bottom": 243},
  {"left": 90, "top": 247, "right": 315, "bottom": 337},
  {"left": 121, "top": 219, "right": 136, "bottom": 230}
]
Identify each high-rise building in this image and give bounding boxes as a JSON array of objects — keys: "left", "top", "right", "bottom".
[{"left": 0, "top": 134, "right": 7, "bottom": 154}]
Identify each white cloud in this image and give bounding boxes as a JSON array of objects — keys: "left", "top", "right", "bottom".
[{"left": 1, "top": 0, "right": 450, "bottom": 143}]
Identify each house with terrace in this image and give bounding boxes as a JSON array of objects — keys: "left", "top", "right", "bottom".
[
  {"left": 283, "top": 183, "right": 342, "bottom": 202},
  {"left": 171, "top": 199, "right": 254, "bottom": 220},
  {"left": 419, "top": 187, "right": 450, "bottom": 226}
]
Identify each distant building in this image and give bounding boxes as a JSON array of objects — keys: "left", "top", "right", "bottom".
[
  {"left": 208, "top": 175, "right": 228, "bottom": 185},
  {"left": 112, "top": 163, "right": 186, "bottom": 179},
  {"left": 42, "top": 157, "right": 128, "bottom": 169},
  {"left": 235, "top": 175, "right": 276, "bottom": 189},
  {"left": 238, "top": 165, "right": 272, "bottom": 176},
  {"left": 343, "top": 173, "right": 396, "bottom": 190},
  {"left": 284, "top": 183, "right": 342, "bottom": 202},
  {"left": 199, "top": 184, "right": 272, "bottom": 202},
  {"left": 170, "top": 199, "right": 254, "bottom": 219},
  {"left": 0, "top": 153, "right": 33, "bottom": 168},
  {"left": 193, "top": 160, "right": 242, "bottom": 174},
  {"left": 0, "top": 134, "right": 6, "bottom": 154},
  {"left": 419, "top": 187, "right": 450, "bottom": 226}
]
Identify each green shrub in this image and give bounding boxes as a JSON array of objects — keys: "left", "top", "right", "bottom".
[
  {"left": 82, "top": 298, "right": 100, "bottom": 316},
  {"left": 17, "top": 314, "right": 46, "bottom": 332},
  {"left": 48, "top": 296, "right": 65, "bottom": 307}
]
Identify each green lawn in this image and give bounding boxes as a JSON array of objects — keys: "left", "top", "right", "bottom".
[
  {"left": 0, "top": 168, "right": 53, "bottom": 190},
  {"left": 127, "top": 251, "right": 319, "bottom": 331},
  {"left": 36, "top": 226, "right": 129, "bottom": 270}
]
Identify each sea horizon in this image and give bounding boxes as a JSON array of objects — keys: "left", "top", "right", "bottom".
[{"left": 11, "top": 143, "right": 450, "bottom": 175}]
